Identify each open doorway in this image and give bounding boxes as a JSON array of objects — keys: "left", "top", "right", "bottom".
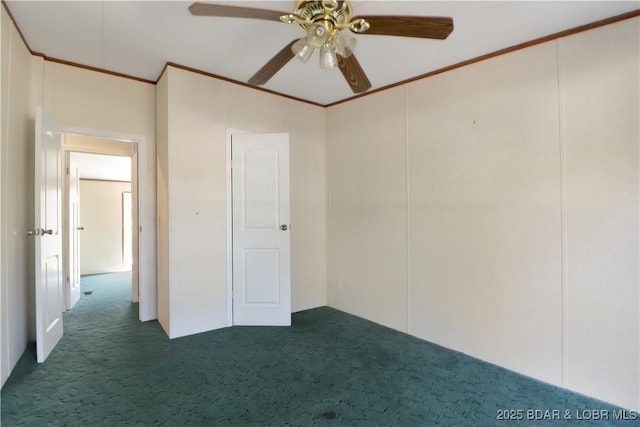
[
  {"left": 62, "top": 134, "right": 139, "bottom": 316},
  {"left": 33, "top": 109, "right": 154, "bottom": 362},
  {"left": 73, "top": 152, "right": 132, "bottom": 299}
]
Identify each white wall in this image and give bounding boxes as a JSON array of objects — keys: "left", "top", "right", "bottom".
[
  {"left": 79, "top": 179, "right": 132, "bottom": 275},
  {"left": 1, "top": 4, "right": 6, "bottom": 388},
  {"left": 163, "top": 67, "right": 229, "bottom": 338},
  {"left": 1, "top": 5, "right": 35, "bottom": 387},
  {"left": 327, "top": 17, "right": 639, "bottom": 410},
  {"left": 157, "top": 66, "right": 327, "bottom": 338},
  {"left": 408, "top": 42, "right": 563, "bottom": 385},
  {"left": 327, "top": 87, "right": 408, "bottom": 332},
  {"left": 156, "top": 71, "right": 170, "bottom": 333},
  {"left": 559, "top": 18, "right": 640, "bottom": 409}
]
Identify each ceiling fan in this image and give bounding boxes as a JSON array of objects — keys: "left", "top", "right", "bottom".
[{"left": 189, "top": 1, "right": 454, "bottom": 94}]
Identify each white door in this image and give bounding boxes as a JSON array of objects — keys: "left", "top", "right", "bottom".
[
  {"left": 232, "top": 133, "right": 290, "bottom": 326},
  {"left": 67, "top": 154, "right": 81, "bottom": 309},
  {"left": 33, "top": 108, "right": 64, "bottom": 363}
]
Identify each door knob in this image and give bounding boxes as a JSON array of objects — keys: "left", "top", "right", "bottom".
[
  {"left": 77, "top": 227, "right": 85, "bottom": 231},
  {"left": 280, "top": 224, "right": 288, "bottom": 231},
  {"left": 41, "top": 229, "right": 54, "bottom": 235}
]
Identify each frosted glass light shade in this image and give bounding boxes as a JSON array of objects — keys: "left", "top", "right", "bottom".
[
  {"left": 292, "top": 38, "right": 313, "bottom": 63},
  {"left": 307, "top": 22, "right": 330, "bottom": 48},
  {"left": 333, "top": 30, "right": 356, "bottom": 57},
  {"left": 320, "top": 44, "right": 338, "bottom": 70}
]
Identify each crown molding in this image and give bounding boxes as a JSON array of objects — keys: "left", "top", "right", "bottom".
[{"left": 3, "top": 1, "right": 638, "bottom": 108}]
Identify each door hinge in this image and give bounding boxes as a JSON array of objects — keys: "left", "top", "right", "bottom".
[{"left": 66, "top": 167, "right": 69, "bottom": 175}]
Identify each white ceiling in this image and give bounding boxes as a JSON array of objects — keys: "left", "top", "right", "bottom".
[
  {"left": 71, "top": 152, "right": 131, "bottom": 182},
  {"left": 5, "top": 1, "right": 639, "bottom": 105}
]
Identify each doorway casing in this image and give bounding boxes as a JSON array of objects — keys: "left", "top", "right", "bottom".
[
  {"left": 60, "top": 126, "right": 155, "bottom": 322},
  {"left": 225, "top": 130, "right": 291, "bottom": 327}
]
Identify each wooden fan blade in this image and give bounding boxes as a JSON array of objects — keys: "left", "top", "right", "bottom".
[
  {"left": 352, "top": 16, "right": 454, "bottom": 39},
  {"left": 337, "top": 54, "right": 372, "bottom": 94},
  {"left": 248, "top": 40, "right": 297, "bottom": 86},
  {"left": 189, "top": 2, "right": 287, "bottom": 22}
]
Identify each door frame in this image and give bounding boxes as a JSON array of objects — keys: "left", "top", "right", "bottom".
[
  {"left": 226, "top": 130, "right": 293, "bottom": 327},
  {"left": 65, "top": 152, "right": 81, "bottom": 309},
  {"left": 63, "top": 150, "right": 133, "bottom": 305},
  {"left": 59, "top": 126, "right": 155, "bottom": 322},
  {"left": 225, "top": 130, "right": 239, "bottom": 327}
]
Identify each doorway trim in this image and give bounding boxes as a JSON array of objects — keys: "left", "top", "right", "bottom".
[
  {"left": 60, "top": 125, "right": 155, "bottom": 322},
  {"left": 225, "top": 129, "right": 242, "bottom": 327},
  {"left": 225, "top": 130, "right": 292, "bottom": 327}
]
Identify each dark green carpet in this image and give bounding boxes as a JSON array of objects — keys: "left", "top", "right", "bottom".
[{"left": 0, "top": 273, "right": 632, "bottom": 426}]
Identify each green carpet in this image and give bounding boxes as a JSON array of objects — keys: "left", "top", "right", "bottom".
[{"left": 0, "top": 273, "right": 632, "bottom": 426}]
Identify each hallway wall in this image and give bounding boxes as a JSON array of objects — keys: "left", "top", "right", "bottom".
[{"left": 80, "top": 179, "right": 132, "bottom": 275}]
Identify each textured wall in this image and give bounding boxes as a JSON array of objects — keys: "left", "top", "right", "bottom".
[
  {"left": 1, "top": 6, "right": 35, "bottom": 387},
  {"left": 79, "top": 179, "right": 132, "bottom": 275},
  {"left": 158, "top": 66, "right": 327, "bottom": 338},
  {"left": 327, "top": 17, "right": 639, "bottom": 410}
]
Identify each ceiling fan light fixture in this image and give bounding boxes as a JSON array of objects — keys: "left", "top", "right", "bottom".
[
  {"left": 306, "top": 22, "right": 330, "bottom": 48},
  {"left": 188, "top": 1, "right": 453, "bottom": 94},
  {"left": 333, "top": 30, "right": 356, "bottom": 58},
  {"left": 320, "top": 44, "right": 338, "bottom": 70},
  {"left": 292, "top": 38, "right": 314, "bottom": 63}
]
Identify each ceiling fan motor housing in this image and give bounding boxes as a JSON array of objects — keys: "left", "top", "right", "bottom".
[{"left": 293, "top": 0, "right": 352, "bottom": 31}]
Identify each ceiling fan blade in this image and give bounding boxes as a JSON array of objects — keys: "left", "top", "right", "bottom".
[
  {"left": 352, "top": 15, "right": 454, "bottom": 39},
  {"left": 189, "top": 2, "right": 287, "bottom": 22},
  {"left": 337, "top": 54, "right": 372, "bottom": 94},
  {"left": 248, "top": 40, "right": 297, "bottom": 86}
]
